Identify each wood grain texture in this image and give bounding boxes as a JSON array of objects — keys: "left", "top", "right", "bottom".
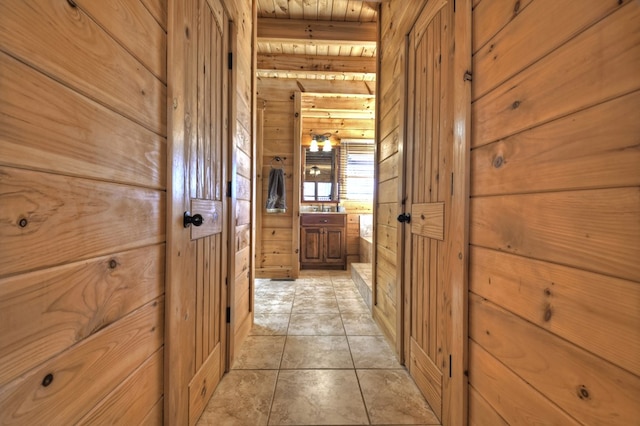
[
  {"left": 472, "top": 3, "right": 640, "bottom": 146},
  {"left": 470, "top": 246, "right": 640, "bottom": 377},
  {"left": 258, "top": 17, "right": 377, "bottom": 43},
  {"left": 471, "top": 91, "right": 640, "bottom": 196},
  {"left": 470, "top": 294, "right": 640, "bottom": 425},
  {"left": 0, "top": 52, "right": 166, "bottom": 189},
  {"left": 0, "top": 167, "right": 165, "bottom": 277},
  {"left": 473, "top": 0, "right": 629, "bottom": 99},
  {"left": 77, "top": 349, "right": 164, "bottom": 425},
  {"left": 74, "top": 0, "right": 167, "bottom": 82},
  {"left": 140, "top": 0, "right": 168, "bottom": 30},
  {"left": 469, "top": 341, "right": 581, "bottom": 426},
  {"left": 0, "top": 245, "right": 164, "bottom": 387},
  {"left": 188, "top": 345, "right": 222, "bottom": 426},
  {"left": 0, "top": 298, "right": 164, "bottom": 425},
  {"left": 140, "top": 397, "right": 164, "bottom": 425},
  {"left": 411, "top": 203, "right": 445, "bottom": 240},
  {"left": 410, "top": 338, "right": 443, "bottom": 419},
  {"left": 0, "top": 0, "right": 167, "bottom": 135},
  {"left": 257, "top": 77, "right": 375, "bottom": 97},
  {"left": 189, "top": 199, "right": 223, "bottom": 239},
  {"left": 472, "top": 0, "right": 533, "bottom": 53},
  {"left": 469, "top": 386, "right": 508, "bottom": 426},
  {"left": 470, "top": 188, "right": 640, "bottom": 282},
  {"left": 165, "top": 0, "right": 206, "bottom": 422},
  {"left": 258, "top": 53, "right": 376, "bottom": 73}
]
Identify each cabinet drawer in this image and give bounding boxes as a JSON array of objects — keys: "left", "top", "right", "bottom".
[{"left": 301, "top": 214, "right": 346, "bottom": 227}]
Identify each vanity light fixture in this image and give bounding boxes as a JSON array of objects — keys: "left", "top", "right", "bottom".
[{"left": 310, "top": 133, "right": 332, "bottom": 152}]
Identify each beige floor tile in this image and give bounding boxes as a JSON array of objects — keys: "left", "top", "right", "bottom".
[
  {"left": 341, "top": 313, "right": 384, "bottom": 335},
  {"left": 288, "top": 313, "right": 345, "bottom": 335},
  {"left": 255, "top": 291, "right": 295, "bottom": 303},
  {"left": 232, "top": 336, "right": 286, "bottom": 369},
  {"left": 254, "top": 300, "right": 293, "bottom": 314},
  {"left": 334, "top": 286, "right": 363, "bottom": 298},
  {"left": 292, "top": 296, "right": 340, "bottom": 314},
  {"left": 296, "top": 286, "right": 336, "bottom": 298},
  {"left": 348, "top": 336, "right": 402, "bottom": 369},
  {"left": 357, "top": 370, "right": 439, "bottom": 425},
  {"left": 281, "top": 336, "right": 353, "bottom": 369},
  {"left": 197, "top": 370, "right": 277, "bottom": 426},
  {"left": 269, "top": 370, "right": 369, "bottom": 425},
  {"left": 251, "top": 314, "right": 290, "bottom": 336},
  {"left": 337, "top": 297, "right": 371, "bottom": 313}
]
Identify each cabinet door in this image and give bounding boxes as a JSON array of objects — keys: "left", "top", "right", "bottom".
[
  {"left": 301, "top": 227, "right": 323, "bottom": 263},
  {"left": 324, "top": 227, "right": 345, "bottom": 264}
]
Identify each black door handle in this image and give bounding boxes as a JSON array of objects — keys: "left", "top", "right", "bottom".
[
  {"left": 184, "top": 212, "right": 204, "bottom": 228},
  {"left": 397, "top": 213, "right": 411, "bottom": 223}
]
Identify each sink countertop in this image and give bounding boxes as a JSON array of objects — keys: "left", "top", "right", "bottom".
[{"left": 300, "top": 211, "right": 347, "bottom": 215}]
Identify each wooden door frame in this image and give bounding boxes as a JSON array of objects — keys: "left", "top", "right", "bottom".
[
  {"left": 447, "top": 0, "right": 471, "bottom": 423},
  {"left": 398, "top": 0, "right": 471, "bottom": 424},
  {"left": 226, "top": 18, "right": 239, "bottom": 369}
]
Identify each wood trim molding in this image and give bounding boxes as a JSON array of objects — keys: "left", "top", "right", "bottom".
[
  {"left": 258, "top": 17, "right": 377, "bottom": 45},
  {"left": 446, "top": 0, "right": 472, "bottom": 424},
  {"left": 258, "top": 53, "right": 377, "bottom": 74}
]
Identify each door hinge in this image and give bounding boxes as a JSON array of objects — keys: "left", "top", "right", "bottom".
[
  {"left": 226, "top": 181, "right": 232, "bottom": 198},
  {"left": 228, "top": 52, "right": 233, "bottom": 70},
  {"left": 449, "top": 354, "right": 452, "bottom": 378},
  {"left": 451, "top": 173, "right": 454, "bottom": 196},
  {"left": 226, "top": 307, "right": 231, "bottom": 323}
]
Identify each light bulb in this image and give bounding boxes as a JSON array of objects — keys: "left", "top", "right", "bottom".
[
  {"left": 310, "top": 137, "right": 319, "bottom": 152},
  {"left": 322, "top": 137, "right": 331, "bottom": 152}
]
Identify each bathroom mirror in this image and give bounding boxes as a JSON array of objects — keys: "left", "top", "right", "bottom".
[{"left": 302, "top": 148, "right": 339, "bottom": 202}]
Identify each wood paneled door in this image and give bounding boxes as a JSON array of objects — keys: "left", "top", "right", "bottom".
[
  {"left": 166, "top": 0, "right": 230, "bottom": 424},
  {"left": 401, "top": 0, "right": 455, "bottom": 423}
]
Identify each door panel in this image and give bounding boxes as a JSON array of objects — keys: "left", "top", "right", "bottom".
[
  {"left": 403, "top": 0, "right": 452, "bottom": 422},
  {"left": 166, "top": 0, "right": 229, "bottom": 424},
  {"left": 325, "top": 228, "right": 344, "bottom": 262}
]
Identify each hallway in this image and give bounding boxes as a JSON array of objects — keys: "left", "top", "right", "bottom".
[{"left": 197, "top": 271, "right": 440, "bottom": 425}]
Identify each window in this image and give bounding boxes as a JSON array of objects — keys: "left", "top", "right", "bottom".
[{"left": 339, "top": 140, "right": 375, "bottom": 201}]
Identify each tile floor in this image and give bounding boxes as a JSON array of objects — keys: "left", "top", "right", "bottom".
[{"left": 197, "top": 271, "right": 440, "bottom": 426}]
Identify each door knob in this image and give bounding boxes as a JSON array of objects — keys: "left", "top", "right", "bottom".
[
  {"left": 184, "top": 212, "right": 204, "bottom": 228},
  {"left": 397, "top": 213, "right": 411, "bottom": 223}
]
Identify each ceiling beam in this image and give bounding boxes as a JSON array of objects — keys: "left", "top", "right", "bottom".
[
  {"left": 258, "top": 18, "right": 377, "bottom": 46},
  {"left": 258, "top": 53, "right": 376, "bottom": 73}
]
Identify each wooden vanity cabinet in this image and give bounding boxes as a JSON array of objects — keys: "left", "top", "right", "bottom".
[{"left": 300, "top": 214, "right": 346, "bottom": 269}]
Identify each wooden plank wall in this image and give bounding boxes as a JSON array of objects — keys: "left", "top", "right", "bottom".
[
  {"left": 221, "top": 0, "right": 255, "bottom": 365},
  {"left": 376, "top": 0, "right": 430, "bottom": 348},
  {"left": 0, "top": 0, "right": 167, "bottom": 423},
  {"left": 468, "top": 1, "right": 640, "bottom": 424},
  {"left": 256, "top": 78, "right": 374, "bottom": 279}
]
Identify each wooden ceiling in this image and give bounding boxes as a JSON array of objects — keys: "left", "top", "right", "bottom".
[{"left": 256, "top": 0, "right": 379, "bottom": 82}]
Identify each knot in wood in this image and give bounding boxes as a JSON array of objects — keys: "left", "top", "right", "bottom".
[
  {"left": 109, "top": 259, "right": 118, "bottom": 269},
  {"left": 577, "top": 385, "right": 591, "bottom": 400},
  {"left": 18, "top": 218, "right": 28, "bottom": 228},
  {"left": 513, "top": 0, "right": 521, "bottom": 13},
  {"left": 544, "top": 305, "right": 553, "bottom": 322},
  {"left": 42, "top": 373, "right": 54, "bottom": 387},
  {"left": 512, "top": 100, "right": 521, "bottom": 109},
  {"left": 493, "top": 156, "right": 504, "bottom": 168}
]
